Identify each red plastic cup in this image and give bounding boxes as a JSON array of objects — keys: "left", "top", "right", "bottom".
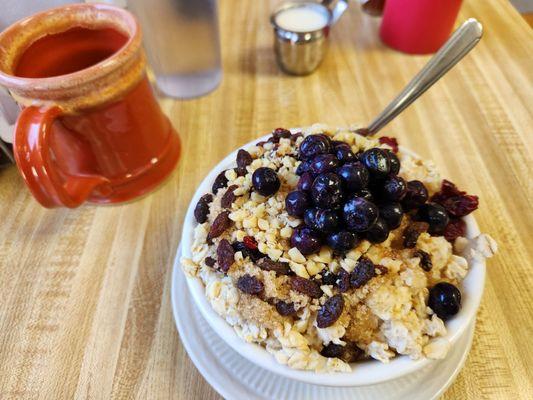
[{"left": 380, "top": 0, "right": 463, "bottom": 54}]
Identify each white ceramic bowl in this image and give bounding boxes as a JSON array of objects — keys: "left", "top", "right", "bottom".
[{"left": 179, "top": 133, "right": 485, "bottom": 387}]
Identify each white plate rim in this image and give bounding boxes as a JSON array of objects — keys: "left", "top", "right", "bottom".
[{"left": 178, "top": 132, "right": 485, "bottom": 387}]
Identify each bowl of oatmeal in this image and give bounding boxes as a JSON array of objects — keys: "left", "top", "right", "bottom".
[{"left": 180, "top": 124, "right": 496, "bottom": 386}]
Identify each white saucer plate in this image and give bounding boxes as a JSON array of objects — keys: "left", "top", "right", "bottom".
[{"left": 172, "top": 245, "right": 475, "bottom": 400}]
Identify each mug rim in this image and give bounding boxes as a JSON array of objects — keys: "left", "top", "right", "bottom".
[{"left": 0, "top": 3, "right": 141, "bottom": 93}]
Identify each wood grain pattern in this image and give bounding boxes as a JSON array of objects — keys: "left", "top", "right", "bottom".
[{"left": 0, "top": 0, "right": 532, "bottom": 398}]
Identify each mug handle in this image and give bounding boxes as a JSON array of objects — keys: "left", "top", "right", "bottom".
[{"left": 13, "top": 106, "right": 110, "bottom": 208}]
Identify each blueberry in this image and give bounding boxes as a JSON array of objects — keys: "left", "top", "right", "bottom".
[
  {"left": 360, "top": 148, "right": 391, "bottom": 179},
  {"left": 428, "top": 282, "right": 461, "bottom": 320},
  {"left": 304, "top": 208, "right": 319, "bottom": 230},
  {"left": 304, "top": 208, "right": 339, "bottom": 233},
  {"left": 285, "top": 191, "right": 310, "bottom": 217},
  {"left": 386, "top": 150, "right": 401, "bottom": 175},
  {"left": 321, "top": 270, "right": 338, "bottom": 285},
  {"left": 311, "top": 173, "right": 344, "bottom": 209},
  {"left": 327, "top": 231, "right": 358, "bottom": 253},
  {"left": 343, "top": 197, "right": 379, "bottom": 232},
  {"left": 299, "top": 134, "right": 332, "bottom": 160},
  {"left": 290, "top": 226, "right": 322, "bottom": 255},
  {"left": 402, "top": 180, "right": 429, "bottom": 210},
  {"left": 354, "top": 189, "right": 374, "bottom": 202},
  {"left": 379, "top": 202, "right": 404, "bottom": 229},
  {"left": 334, "top": 143, "right": 355, "bottom": 164},
  {"left": 381, "top": 176, "right": 407, "bottom": 201},
  {"left": 365, "top": 218, "right": 390, "bottom": 243},
  {"left": 416, "top": 202, "right": 450, "bottom": 234},
  {"left": 337, "top": 162, "right": 369, "bottom": 192},
  {"left": 310, "top": 154, "right": 339, "bottom": 175},
  {"left": 252, "top": 167, "right": 280, "bottom": 196},
  {"left": 297, "top": 172, "right": 314, "bottom": 192},
  {"left": 296, "top": 160, "right": 311, "bottom": 176}
]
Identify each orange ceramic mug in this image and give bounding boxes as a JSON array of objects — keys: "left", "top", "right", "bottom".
[{"left": 0, "top": 4, "right": 181, "bottom": 208}]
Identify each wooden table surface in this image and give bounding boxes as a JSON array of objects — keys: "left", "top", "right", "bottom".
[{"left": 1, "top": 0, "right": 532, "bottom": 399}]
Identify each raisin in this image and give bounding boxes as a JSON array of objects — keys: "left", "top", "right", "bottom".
[
  {"left": 290, "top": 276, "right": 323, "bottom": 299},
  {"left": 216, "top": 239, "right": 235, "bottom": 272},
  {"left": 273, "top": 128, "right": 292, "bottom": 140},
  {"left": 237, "top": 274, "right": 264, "bottom": 295},
  {"left": 275, "top": 301, "right": 297, "bottom": 316},
  {"left": 243, "top": 236, "right": 258, "bottom": 250},
  {"left": 207, "top": 211, "right": 232, "bottom": 242},
  {"left": 375, "top": 264, "right": 389, "bottom": 275},
  {"left": 320, "top": 342, "right": 364, "bottom": 362},
  {"left": 236, "top": 149, "right": 253, "bottom": 176},
  {"left": 336, "top": 269, "right": 350, "bottom": 293},
  {"left": 257, "top": 258, "right": 291, "bottom": 275},
  {"left": 340, "top": 342, "right": 365, "bottom": 363},
  {"left": 212, "top": 170, "right": 229, "bottom": 194},
  {"left": 354, "top": 127, "right": 371, "bottom": 137},
  {"left": 403, "top": 222, "right": 429, "bottom": 248},
  {"left": 350, "top": 258, "right": 376, "bottom": 288},
  {"left": 444, "top": 218, "right": 466, "bottom": 242},
  {"left": 413, "top": 249, "right": 432, "bottom": 271},
  {"left": 232, "top": 241, "right": 264, "bottom": 262},
  {"left": 378, "top": 136, "right": 399, "bottom": 153},
  {"left": 194, "top": 193, "right": 213, "bottom": 224},
  {"left": 321, "top": 270, "right": 337, "bottom": 286},
  {"left": 317, "top": 294, "right": 345, "bottom": 328},
  {"left": 290, "top": 132, "right": 303, "bottom": 142},
  {"left": 204, "top": 257, "right": 216, "bottom": 268},
  {"left": 320, "top": 343, "right": 344, "bottom": 358},
  {"left": 431, "top": 180, "right": 479, "bottom": 217},
  {"left": 221, "top": 185, "right": 238, "bottom": 209}
]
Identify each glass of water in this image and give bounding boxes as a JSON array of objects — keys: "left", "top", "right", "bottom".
[{"left": 128, "top": 0, "right": 222, "bottom": 99}]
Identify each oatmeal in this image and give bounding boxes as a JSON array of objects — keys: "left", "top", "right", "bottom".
[{"left": 181, "top": 124, "right": 496, "bottom": 373}]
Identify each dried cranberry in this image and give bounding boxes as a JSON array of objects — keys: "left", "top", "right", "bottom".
[
  {"left": 350, "top": 258, "right": 376, "bottom": 288},
  {"left": 290, "top": 276, "right": 323, "bottom": 299},
  {"left": 403, "top": 221, "right": 429, "bottom": 248},
  {"left": 378, "top": 136, "right": 399, "bottom": 153},
  {"left": 275, "top": 301, "right": 297, "bottom": 316},
  {"left": 237, "top": 274, "right": 264, "bottom": 295},
  {"left": 207, "top": 211, "right": 232, "bottom": 241},
  {"left": 204, "top": 257, "right": 216, "bottom": 268},
  {"left": 336, "top": 269, "right": 350, "bottom": 292},
  {"left": 413, "top": 249, "right": 432, "bottom": 271},
  {"left": 443, "top": 218, "right": 466, "bottom": 242},
  {"left": 217, "top": 239, "right": 235, "bottom": 272},
  {"left": 212, "top": 170, "right": 229, "bottom": 194},
  {"left": 236, "top": 149, "right": 253, "bottom": 176},
  {"left": 221, "top": 185, "right": 238, "bottom": 209},
  {"left": 317, "top": 294, "right": 345, "bottom": 328},
  {"left": 243, "top": 235, "right": 258, "bottom": 250},
  {"left": 257, "top": 258, "right": 291, "bottom": 275},
  {"left": 431, "top": 180, "right": 479, "bottom": 217},
  {"left": 194, "top": 193, "right": 213, "bottom": 223}
]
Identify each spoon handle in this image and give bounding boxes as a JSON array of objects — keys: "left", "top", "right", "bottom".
[{"left": 367, "top": 18, "right": 483, "bottom": 135}]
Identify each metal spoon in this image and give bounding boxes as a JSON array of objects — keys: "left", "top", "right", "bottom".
[{"left": 367, "top": 18, "right": 483, "bottom": 135}]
